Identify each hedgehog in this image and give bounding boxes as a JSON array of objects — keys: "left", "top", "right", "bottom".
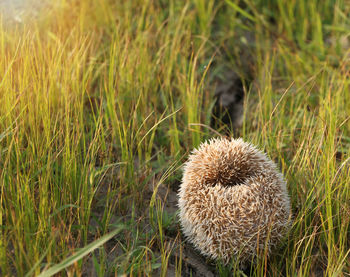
[{"left": 178, "top": 137, "right": 291, "bottom": 263}]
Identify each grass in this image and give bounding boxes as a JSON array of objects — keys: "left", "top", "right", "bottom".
[{"left": 0, "top": 0, "right": 349, "bottom": 275}]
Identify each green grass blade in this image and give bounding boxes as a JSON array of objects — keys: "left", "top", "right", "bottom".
[
  {"left": 37, "top": 227, "right": 124, "bottom": 277},
  {"left": 225, "top": 0, "right": 257, "bottom": 22}
]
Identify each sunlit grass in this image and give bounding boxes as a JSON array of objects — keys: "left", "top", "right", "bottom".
[{"left": 0, "top": 0, "right": 349, "bottom": 276}]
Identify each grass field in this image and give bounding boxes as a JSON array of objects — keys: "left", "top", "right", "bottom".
[{"left": 0, "top": 0, "right": 349, "bottom": 276}]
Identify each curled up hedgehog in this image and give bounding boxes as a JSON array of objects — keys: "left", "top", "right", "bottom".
[{"left": 178, "top": 137, "right": 291, "bottom": 264}]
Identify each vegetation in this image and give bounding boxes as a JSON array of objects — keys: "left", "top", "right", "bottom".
[{"left": 0, "top": 0, "right": 349, "bottom": 275}]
